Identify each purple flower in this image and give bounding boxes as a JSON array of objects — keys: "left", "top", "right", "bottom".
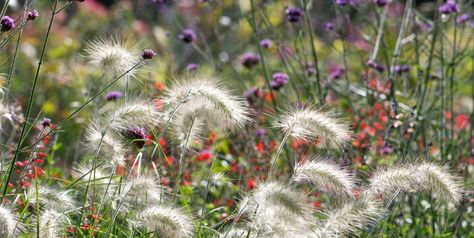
[
  {"left": 270, "top": 72, "right": 289, "bottom": 90},
  {"left": 186, "top": 63, "right": 199, "bottom": 71},
  {"left": 456, "top": 14, "right": 470, "bottom": 24},
  {"left": 240, "top": 52, "right": 260, "bottom": 69},
  {"left": 244, "top": 86, "right": 260, "bottom": 104},
  {"left": 391, "top": 64, "right": 411, "bottom": 74},
  {"left": 329, "top": 67, "right": 344, "bottom": 80},
  {"left": 381, "top": 145, "right": 393, "bottom": 155},
  {"left": 142, "top": 49, "right": 156, "bottom": 59},
  {"left": 125, "top": 126, "right": 146, "bottom": 148},
  {"left": 256, "top": 128, "right": 265, "bottom": 137},
  {"left": 42, "top": 118, "right": 51, "bottom": 128},
  {"left": 105, "top": 91, "right": 123, "bottom": 101},
  {"left": 375, "top": 0, "right": 390, "bottom": 7},
  {"left": 178, "top": 28, "right": 196, "bottom": 43},
  {"left": 27, "top": 9, "right": 39, "bottom": 21},
  {"left": 260, "top": 38, "right": 273, "bottom": 49},
  {"left": 323, "top": 22, "right": 334, "bottom": 31},
  {"left": 367, "top": 60, "right": 385, "bottom": 72},
  {"left": 305, "top": 62, "right": 317, "bottom": 76},
  {"left": 438, "top": 0, "right": 459, "bottom": 14},
  {"left": 335, "top": 0, "right": 348, "bottom": 6},
  {"left": 1, "top": 16, "right": 15, "bottom": 32},
  {"left": 286, "top": 7, "right": 304, "bottom": 23}
]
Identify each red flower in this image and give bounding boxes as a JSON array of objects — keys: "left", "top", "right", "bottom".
[
  {"left": 197, "top": 150, "right": 212, "bottom": 162},
  {"left": 455, "top": 114, "right": 469, "bottom": 130},
  {"left": 247, "top": 178, "right": 256, "bottom": 190}
]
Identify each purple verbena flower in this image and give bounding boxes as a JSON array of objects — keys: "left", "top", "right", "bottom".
[
  {"left": 391, "top": 64, "right": 411, "bottom": 74},
  {"left": 42, "top": 118, "right": 51, "bottom": 128},
  {"left": 286, "top": 7, "right": 304, "bottom": 23},
  {"left": 329, "top": 67, "right": 344, "bottom": 80},
  {"left": 244, "top": 86, "right": 260, "bottom": 104},
  {"left": 375, "top": 0, "right": 390, "bottom": 7},
  {"left": 142, "top": 49, "right": 156, "bottom": 59},
  {"left": 240, "top": 52, "right": 260, "bottom": 69},
  {"left": 260, "top": 38, "right": 273, "bottom": 49},
  {"left": 126, "top": 126, "right": 146, "bottom": 148},
  {"left": 335, "top": 0, "right": 348, "bottom": 6},
  {"left": 1, "top": 16, "right": 15, "bottom": 32},
  {"left": 456, "top": 14, "right": 470, "bottom": 24},
  {"left": 324, "top": 22, "right": 334, "bottom": 31},
  {"left": 256, "top": 128, "right": 265, "bottom": 137},
  {"left": 186, "top": 63, "right": 199, "bottom": 71},
  {"left": 178, "top": 28, "right": 196, "bottom": 43},
  {"left": 367, "top": 59, "right": 385, "bottom": 72},
  {"left": 438, "top": 0, "right": 459, "bottom": 14},
  {"left": 270, "top": 72, "right": 289, "bottom": 90},
  {"left": 105, "top": 91, "right": 123, "bottom": 101},
  {"left": 27, "top": 10, "right": 39, "bottom": 21}
]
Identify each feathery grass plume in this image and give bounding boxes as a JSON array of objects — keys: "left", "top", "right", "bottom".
[
  {"left": 218, "top": 227, "right": 248, "bottom": 238},
  {"left": 123, "top": 175, "right": 162, "bottom": 205},
  {"left": 366, "top": 165, "right": 416, "bottom": 199},
  {"left": 106, "top": 101, "right": 160, "bottom": 133},
  {"left": 273, "top": 106, "right": 351, "bottom": 148},
  {"left": 27, "top": 186, "right": 75, "bottom": 212},
  {"left": 316, "top": 198, "right": 382, "bottom": 236},
  {"left": 39, "top": 210, "right": 68, "bottom": 238},
  {"left": 240, "top": 182, "right": 313, "bottom": 236},
  {"left": 366, "top": 162, "right": 463, "bottom": 204},
  {"left": 0, "top": 206, "right": 20, "bottom": 237},
  {"left": 84, "top": 33, "right": 140, "bottom": 77},
  {"left": 71, "top": 163, "right": 114, "bottom": 195},
  {"left": 162, "top": 74, "right": 250, "bottom": 148},
  {"left": 138, "top": 205, "right": 193, "bottom": 238},
  {"left": 293, "top": 159, "right": 355, "bottom": 199},
  {"left": 84, "top": 121, "right": 127, "bottom": 167},
  {"left": 414, "top": 162, "right": 463, "bottom": 204}
]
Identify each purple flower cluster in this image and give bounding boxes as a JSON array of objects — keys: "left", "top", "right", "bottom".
[
  {"left": 329, "top": 67, "right": 344, "bottom": 80},
  {"left": 438, "top": 0, "right": 459, "bottom": 14},
  {"left": 186, "top": 63, "right": 199, "bottom": 71},
  {"left": 367, "top": 60, "right": 386, "bottom": 72},
  {"left": 142, "top": 49, "right": 156, "bottom": 59},
  {"left": 244, "top": 86, "right": 260, "bottom": 104},
  {"left": 375, "top": 0, "right": 390, "bottom": 7},
  {"left": 1, "top": 16, "right": 15, "bottom": 32},
  {"left": 324, "top": 22, "right": 334, "bottom": 31},
  {"left": 178, "top": 28, "right": 196, "bottom": 43},
  {"left": 105, "top": 91, "right": 123, "bottom": 101},
  {"left": 391, "top": 65, "right": 411, "bottom": 74},
  {"left": 270, "top": 72, "right": 289, "bottom": 90},
  {"left": 260, "top": 39, "right": 273, "bottom": 49},
  {"left": 126, "top": 126, "right": 146, "bottom": 148},
  {"left": 27, "top": 10, "right": 39, "bottom": 21},
  {"left": 240, "top": 52, "right": 260, "bottom": 69},
  {"left": 286, "top": 7, "right": 304, "bottom": 23},
  {"left": 335, "top": 0, "right": 348, "bottom": 6},
  {"left": 456, "top": 14, "right": 470, "bottom": 25}
]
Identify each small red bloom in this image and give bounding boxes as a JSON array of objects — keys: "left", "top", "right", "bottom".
[{"left": 247, "top": 178, "right": 256, "bottom": 190}]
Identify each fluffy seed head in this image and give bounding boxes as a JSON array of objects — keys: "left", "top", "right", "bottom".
[
  {"left": 240, "top": 182, "right": 313, "bottom": 236},
  {"left": 0, "top": 206, "right": 19, "bottom": 237},
  {"left": 27, "top": 186, "right": 75, "bottom": 212},
  {"left": 366, "top": 165, "right": 416, "bottom": 199},
  {"left": 85, "top": 34, "right": 139, "bottom": 77},
  {"left": 106, "top": 101, "right": 160, "bottom": 133},
  {"left": 414, "top": 163, "right": 463, "bottom": 204},
  {"left": 293, "top": 159, "right": 355, "bottom": 198},
  {"left": 162, "top": 75, "right": 250, "bottom": 148},
  {"left": 39, "top": 210, "right": 68, "bottom": 238},
  {"left": 85, "top": 122, "right": 127, "bottom": 166},
  {"left": 273, "top": 106, "right": 351, "bottom": 148},
  {"left": 123, "top": 175, "right": 162, "bottom": 205},
  {"left": 317, "top": 198, "right": 382, "bottom": 236},
  {"left": 138, "top": 205, "right": 193, "bottom": 238}
]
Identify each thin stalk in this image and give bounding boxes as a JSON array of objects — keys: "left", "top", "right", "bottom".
[
  {"left": 1, "top": 1, "right": 59, "bottom": 199},
  {"left": 174, "top": 116, "right": 196, "bottom": 195},
  {"left": 6, "top": 0, "right": 29, "bottom": 89},
  {"left": 269, "top": 128, "right": 291, "bottom": 178},
  {"left": 302, "top": 0, "right": 323, "bottom": 103}
]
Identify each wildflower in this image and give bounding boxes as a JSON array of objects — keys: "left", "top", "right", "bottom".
[
  {"left": 42, "top": 118, "right": 51, "bottom": 128},
  {"left": 240, "top": 52, "right": 260, "bottom": 69},
  {"left": 124, "top": 126, "right": 147, "bottom": 148},
  {"left": 0, "top": 16, "right": 15, "bottom": 31},
  {"left": 285, "top": 7, "right": 304, "bottom": 23},
  {"left": 142, "top": 49, "right": 156, "bottom": 59},
  {"left": 293, "top": 159, "right": 355, "bottom": 198},
  {"left": 273, "top": 106, "right": 351, "bottom": 148},
  {"left": 197, "top": 150, "right": 212, "bottom": 162},
  {"left": 186, "top": 63, "right": 199, "bottom": 71},
  {"left": 438, "top": 0, "right": 459, "bottom": 14},
  {"left": 244, "top": 86, "right": 260, "bottom": 104},
  {"left": 375, "top": 0, "right": 390, "bottom": 6},
  {"left": 256, "top": 128, "right": 265, "bottom": 137},
  {"left": 26, "top": 10, "right": 39, "bottom": 21},
  {"left": 270, "top": 72, "right": 289, "bottom": 90},
  {"left": 456, "top": 14, "right": 470, "bottom": 24},
  {"left": 367, "top": 60, "right": 386, "bottom": 72},
  {"left": 391, "top": 64, "right": 411, "bottom": 74},
  {"left": 324, "top": 22, "right": 334, "bottom": 31},
  {"left": 260, "top": 38, "right": 273, "bottom": 49},
  {"left": 329, "top": 67, "right": 344, "bottom": 80},
  {"left": 138, "top": 205, "right": 193, "bottom": 238},
  {"left": 85, "top": 34, "right": 139, "bottom": 77},
  {"left": 178, "top": 28, "right": 196, "bottom": 43},
  {"left": 335, "top": 0, "right": 348, "bottom": 6},
  {"left": 105, "top": 91, "right": 123, "bottom": 101}
]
